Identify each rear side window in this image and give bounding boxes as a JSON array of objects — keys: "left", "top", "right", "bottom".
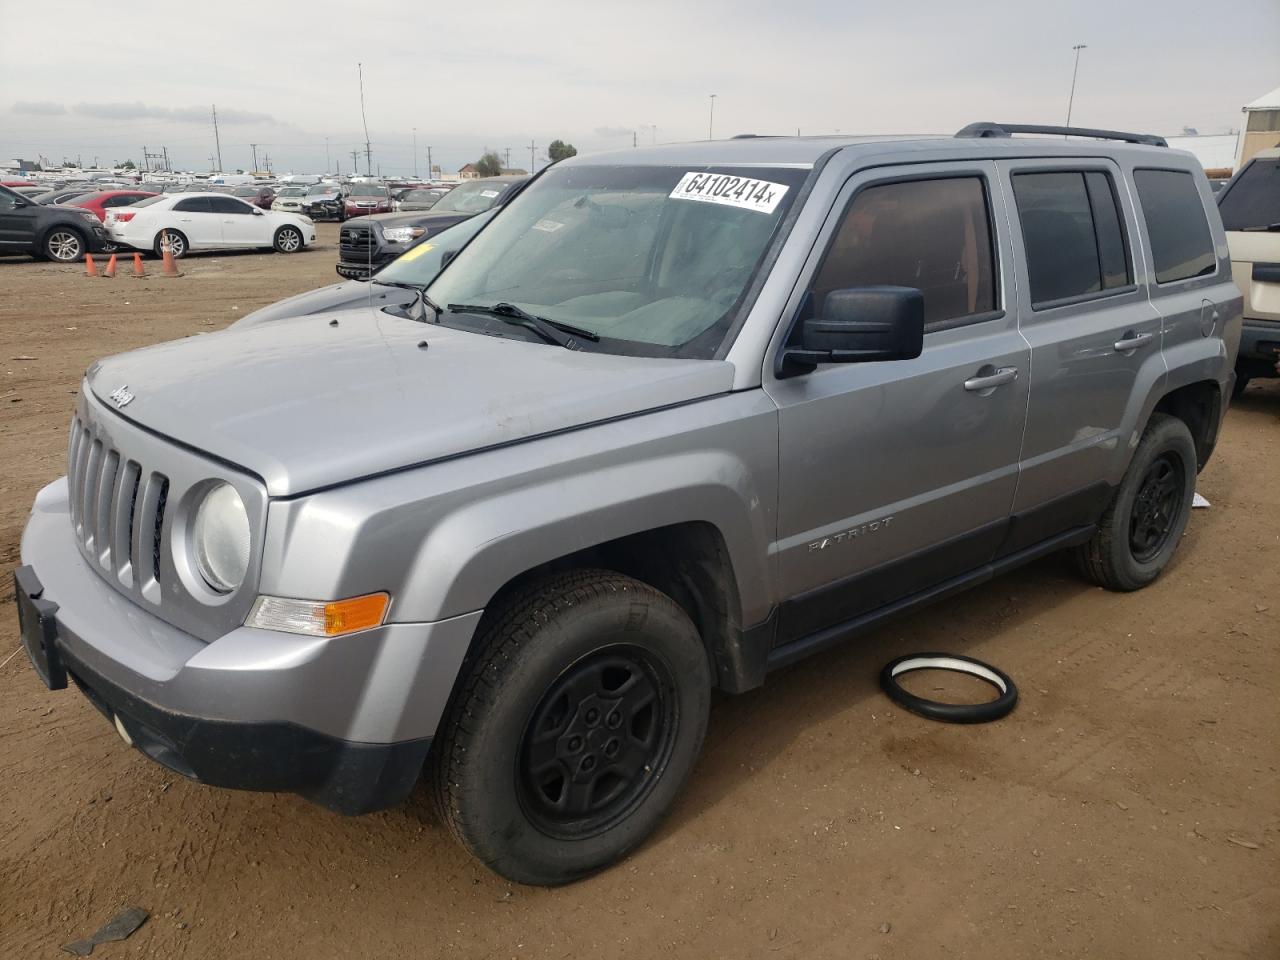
[
  {"left": 209, "top": 196, "right": 254, "bottom": 214},
  {"left": 1012, "top": 170, "right": 1132, "bottom": 306},
  {"left": 1133, "top": 169, "right": 1216, "bottom": 284},
  {"left": 1217, "top": 158, "right": 1280, "bottom": 231},
  {"left": 173, "top": 197, "right": 212, "bottom": 213},
  {"left": 810, "top": 177, "right": 996, "bottom": 328}
]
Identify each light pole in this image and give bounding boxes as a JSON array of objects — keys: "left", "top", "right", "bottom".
[
  {"left": 708, "top": 94, "right": 717, "bottom": 140},
  {"left": 1066, "top": 44, "right": 1087, "bottom": 127},
  {"left": 413, "top": 127, "right": 418, "bottom": 178}
]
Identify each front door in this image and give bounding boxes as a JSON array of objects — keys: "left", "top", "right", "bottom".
[
  {"left": 765, "top": 162, "right": 1029, "bottom": 644},
  {"left": 0, "top": 189, "right": 37, "bottom": 251},
  {"left": 211, "top": 196, "right": 266, "bottom": 246},
  {"left": 171, "top": 197, "right": 223, "bottom": 248}
]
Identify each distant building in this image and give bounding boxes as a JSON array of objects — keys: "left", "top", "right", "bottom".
[
  {"left": 1164, "top": 134, "right": 1239, "bottom": 178},
  {"left": 2, "top": 158, "right": 42, "bottom": 173},
  {"left": 458, "top": 163, "right": 480, "bottom": 180},
  {"left": 1238, "top": 84, "right": 1280, "bottom": 167}
]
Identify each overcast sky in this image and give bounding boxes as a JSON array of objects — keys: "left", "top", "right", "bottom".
[{"left": 2, "top": 0, "right": 1276, "bottom": 176}]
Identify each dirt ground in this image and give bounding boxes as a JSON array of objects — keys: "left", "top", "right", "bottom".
[{"left": 1, "top": 227, "right": 1277, "bottom": 959}]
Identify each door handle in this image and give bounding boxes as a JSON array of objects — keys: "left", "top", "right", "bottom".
[
  {"left": 963, "top": 366, "right": 1018, "bottom": 392},
  {"left": 1114, "top": 332, "right": 1155, "bottom": 353}
]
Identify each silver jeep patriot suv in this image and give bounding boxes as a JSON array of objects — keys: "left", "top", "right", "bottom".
[{"left": 16, "top": 123, "right": 1242, "bottom": 885}]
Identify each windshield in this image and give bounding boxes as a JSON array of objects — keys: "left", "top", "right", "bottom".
[
  {"left": 278, "top": 186, "right": 307, "bottom": 197},
  {"left": 402, "top": 189, "right": 443, "bottom": 203},
  {"left": 1218, "top": 158, "right": 1280, "bottom": 230},
  {"left": 307, "top": 184, "right": 339, "bottom": 196},
  {"left": 350, "top": 184, "right": 388, "bottom": 198},
  {"left": 432, "top": 180, "right": 510, "bottom": 215},
  {"left": 376, "top": 209, "right": 497, "bottom": 285},
  {"left": 426, "top": 164, "right": 807, "bottom": 358}
]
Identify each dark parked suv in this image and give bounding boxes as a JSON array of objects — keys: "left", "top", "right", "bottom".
[
  {"left": 336, "top": 175, "right": 526, "bottom": 279},
  {"left": 0, "top": 184, "right": 114, "bottom": 262}
]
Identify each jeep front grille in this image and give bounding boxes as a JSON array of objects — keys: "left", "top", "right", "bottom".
[{"left": 67, "top": 415, "right": 169, "bottom": 596}]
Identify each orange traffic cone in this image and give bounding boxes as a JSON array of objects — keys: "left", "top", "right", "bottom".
[
  {"left": 103, "top": 254, "right": 117, "bottom": 278},
  {"left": 84, "top": 254, "right": 99, "bottom": 278},
  {"left": 160, "top": 233, "right": 181, "bottom": 278},
  {"left": 131, "top": 252, "right": 145, "bottom": 278}
]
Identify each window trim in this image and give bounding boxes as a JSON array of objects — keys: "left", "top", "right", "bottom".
[
  {"left": 1131, "top": 166, "right": 1219, "bottom": 287},
  {"left": 801, "top": 171, "right": 1005, "bottom": 335},
  {"left": 1009, "top": 165, "right": 1137, "bottom": 312}
]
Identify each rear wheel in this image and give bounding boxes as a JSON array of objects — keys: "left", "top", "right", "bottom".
[
  {"left": 44, "top": 228, "right": 85, "bottom": 263},
  {"left": 1074, "top": 413, "right": 1197, "bottom": 591},
  {"left": 432, "top": 570, "right": 712, "bottom": 886},
  {"left": 274, "top": 225, "right": 303, "bottom": 253},
  {"left": 153, "top": 230, "right": 188, "bottom": 259}
]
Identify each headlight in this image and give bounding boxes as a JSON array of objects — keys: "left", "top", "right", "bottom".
[
  {"left": 191, "top": 483, "right": 251, "bottom": 593},
  {"left": 382, "top": 226, "right": 427, "bottom": 244}
]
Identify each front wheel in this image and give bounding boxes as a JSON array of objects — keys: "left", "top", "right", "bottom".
[
  {"left": 1074, "top": 413, "right": 1197, "bottom": 591},
  {"left": 274, "top": 225, "right": 303, "bottom": 253},
  {"left": 432, "top": 570, "right": 712, "bottom": 886},
  {"left": 44, "top": 228, "right": 86, "bottom": 263}
]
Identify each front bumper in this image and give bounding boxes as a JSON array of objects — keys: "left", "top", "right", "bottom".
[{"left": 16, "top": 479, "right": 482, "bottom": 814}]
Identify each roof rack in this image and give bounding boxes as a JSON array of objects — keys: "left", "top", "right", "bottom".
[{"left": 955, "top": 122, "right": 1167, "bottom": 148}]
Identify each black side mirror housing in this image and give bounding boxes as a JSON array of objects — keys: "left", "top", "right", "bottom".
[{"left": 778, "top": 285, "right": 925, "bottom": 377}]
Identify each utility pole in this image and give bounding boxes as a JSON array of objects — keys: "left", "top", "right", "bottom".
[
  {"left": 504, "top": 147, "right": 511, "bottom": 170},
  {"left": 708, "top": 94, "right": 717, "bottom": 140},
  {"left": 357, "top": 62, "right": 372, "bottom": 176},
  {"left": 529, "top": 140, "right": 536, "bottom": 172},
  {"left": 413, "top": 128, "right": 418, "bottom": 177},
  {"left": 250, "top": 143, "right": 259, "bottom": 173},
  {"left": 349, "top": 149, "right": 360, "bottom": 174},
  {"left": 325, "top": 137, "right": 331, "bottom": 174},
  {"left": 633, "top": 130, "right": 637, "bottom": 147},
  {"left": 1066, "top": 44, "right": 1087, "bottom": 126},
  {"left": 211, "top": 104, "right": 223, "bottom": 172},
  {"left": 426, "top": 145, "right": 433, "bottom": 180}
]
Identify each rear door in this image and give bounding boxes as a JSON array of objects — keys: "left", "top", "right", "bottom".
[
  {"left": 1218, "top": 155, "right": 1280, "bottom": 324},
  {"left": 766, "top": 161, "right": 1029, "bottom": 643},
  {"left": 171, "top": 197, "right": 221, "bottom": 247},
  {"left": 999, "top": 159, "right": 1164, "bottom": 525}
]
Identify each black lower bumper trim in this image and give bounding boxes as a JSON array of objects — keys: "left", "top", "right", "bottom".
[
  {"left": 13, "top": 563, "right": 429, "bottom": 816},
  {"left": 62, "top": 646, "right": 430, "bottom": 815}
]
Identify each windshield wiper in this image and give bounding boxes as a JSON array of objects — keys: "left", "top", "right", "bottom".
[
  {"left": 375, "top": 280, "right": 441, "bottom": 322},
  {"left": 446, "top": 302, "right": 599, "bottom": 349},
  {"left": 1240, "top": 222, "right": 1280, "bottom": 232}
]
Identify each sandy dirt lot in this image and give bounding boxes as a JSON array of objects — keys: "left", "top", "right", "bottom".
[{"left": 1, "top": 229, "right": 1277, "bottom": 959}]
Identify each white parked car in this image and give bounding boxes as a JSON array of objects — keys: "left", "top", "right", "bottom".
[
  {"left": 271, "top": 185, "right": 309, "bottom": 214},
  {"left": 104, "top": 192, "right": 316, "bottom": 258}
]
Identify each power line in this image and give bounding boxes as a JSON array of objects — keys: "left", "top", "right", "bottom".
[{"left": 211, "top": 104, "right": 223, "bottom": 172}]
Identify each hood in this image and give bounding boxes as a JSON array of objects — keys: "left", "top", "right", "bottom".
[
  {"left": 230, "top": 280, "right": 416, "bottom": 329},
  {"left": 87, "top": 308, "right": 735, "bottom": 497},
  {"left": 348, "top": 209, "right": 471, "bottom": 231}
]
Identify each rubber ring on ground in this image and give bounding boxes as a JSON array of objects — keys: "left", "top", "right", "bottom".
[{"left": 880, "top": 653, "right": 1018, "bottom": 723}]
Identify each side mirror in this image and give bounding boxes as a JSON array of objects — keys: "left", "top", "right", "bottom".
[
  {"left": 778, "top": 285, "right": 924, "bottom": 377},
  {"left": 252, "top": 208, "right": 264, "bottom": 215}
]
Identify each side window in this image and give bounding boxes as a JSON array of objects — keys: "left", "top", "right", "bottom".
[
  {"left": 810, "top": 177, "right": 996, "bottom": 328},
  {"left": 173, "top": 197, "right": 212, "bottom": 214},
  {"left": 1133, "top": 169, "right": 1216, "bottom": 284},
  {"left": 210, "top": 196, "right": 253, "bottom": 214},
  {"left": 105, "top": 195, "right": 136, "bottom": 207},
  {"left": 1012, "top": 170, "right": 1132, "bottom": 306},
  {"left": 0, "top": 188, "right": 16, "bottom": 212},
  {"left": 1217, "top": 158, "right": 1280, "bottom": 231}
]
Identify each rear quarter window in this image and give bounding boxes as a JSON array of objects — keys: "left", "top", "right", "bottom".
[{"left": 1133, "top": 169, "right": 1216, "bottom": 284}]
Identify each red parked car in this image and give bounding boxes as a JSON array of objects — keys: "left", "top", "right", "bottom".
[
  {"left": 233, "top": 185, "right": 276, "bottom": 209},
  {"left": 344, "top": 183, "right": 392, "bottom": 217},
  {"left": 69, "top": 190, "right": 158, "bottom": 222}
]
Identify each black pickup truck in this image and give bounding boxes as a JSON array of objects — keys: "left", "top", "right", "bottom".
[
  {"left": 336, "top": 175, "right": 527, "bottom": 279},
  {"left": 0, "top": 184, "right": 114, "bottom": 262}
]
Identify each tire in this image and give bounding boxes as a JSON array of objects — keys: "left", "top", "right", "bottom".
[
  {"left": 153, "top": 230, "right": 188, "bottom": 259},
  {"left": 880, "top": 653, "right": 1018, "bottom": 723},
  {"left": 43, "top": 228, "right": 86, "bottom": 263},
  {"left": 274, "top": 225, "right": 303, "bottom": 253},
  {"left": 1074, "top": 413, "right": 1197, "bottom": 591},
  {"left": 432, "top": 570, "right": 712, "bottom": 886}
]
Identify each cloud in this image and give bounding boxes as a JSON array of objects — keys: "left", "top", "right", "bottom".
[
  {"left": 70, "top": 102, "right": 285, "bottom": 126},
  {"left": 13, "top": 101, "right": 66, "bottom": 115}
]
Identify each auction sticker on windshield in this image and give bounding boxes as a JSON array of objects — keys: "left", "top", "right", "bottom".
[{"left": 670, "top": 172, "right": 789, "bottom": 214}]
